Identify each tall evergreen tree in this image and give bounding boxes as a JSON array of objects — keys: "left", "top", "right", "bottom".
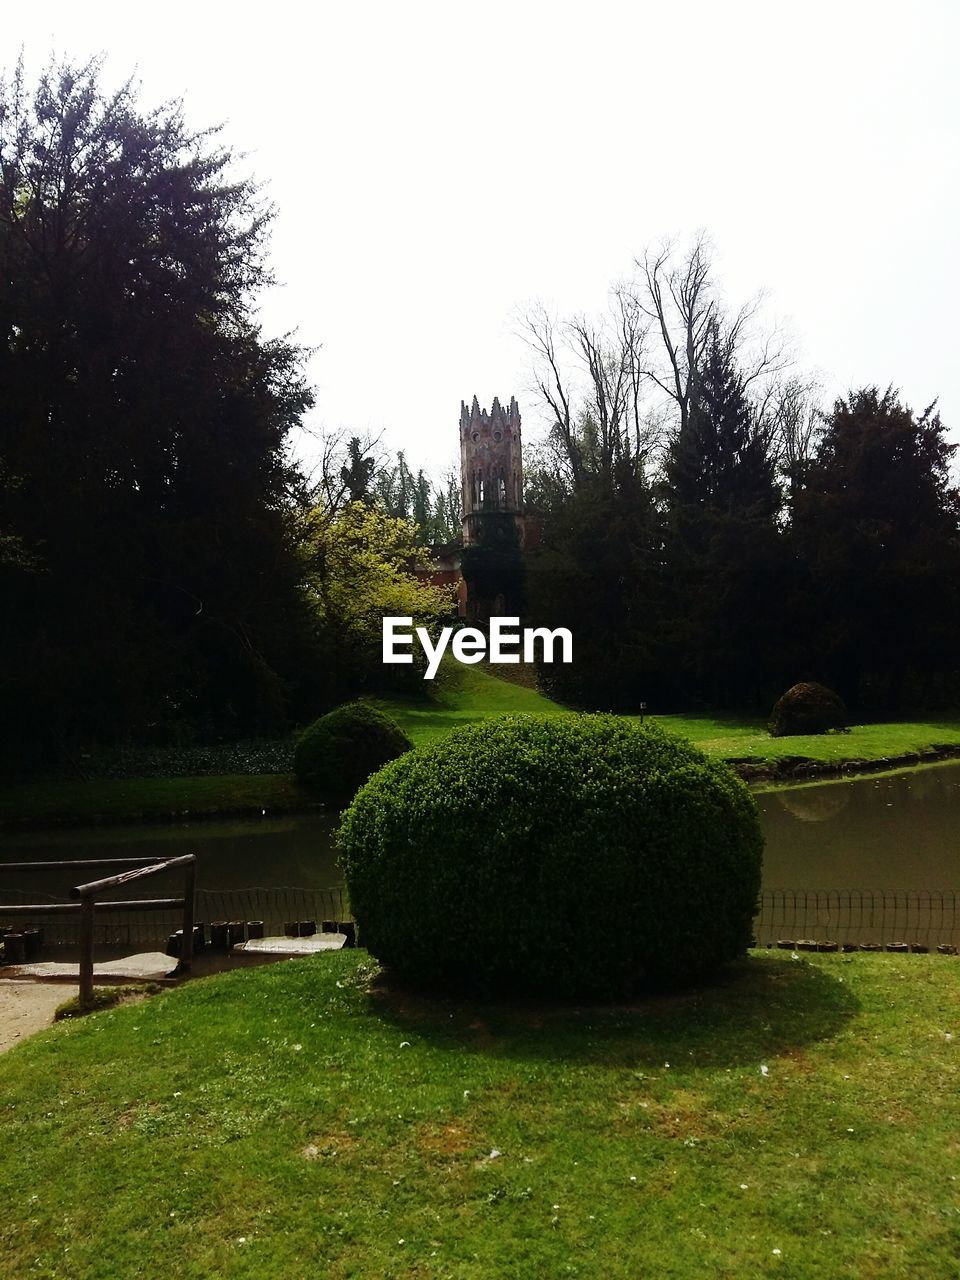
[
  {"left": 790, "top": 387, "right": 960, "bottom": 712},
  {"left": 431, "top": 467, "right": 462, "bottom": 545},
  {"left": 0, "top": 58, "right": 317, "bottom": 756},
  {"left": 665, "top": 323, "right": 779, "bottom": 519},
  {"left": 662, "top": 324, "right": 785, "bottom": 706},
  {"left": 339, "top": 437, "right": 375, "bottom": 504},
  {"left": 525, "top": 471, "right": 668, "bottom": 709}
]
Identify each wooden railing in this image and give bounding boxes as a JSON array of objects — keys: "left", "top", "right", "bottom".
[{"left": 0, "top": 855, "right": 196, "bottom": 1007}]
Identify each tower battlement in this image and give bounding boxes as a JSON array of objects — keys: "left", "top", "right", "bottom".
[
  {"left": 460, "top": 394, "right": 524, "bottom": 546},
  {"left": 459, "top": 394, "right": 522, "bottom": 436}
]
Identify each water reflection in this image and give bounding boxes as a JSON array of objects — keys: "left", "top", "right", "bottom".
[
  {"left": 757, "top": 761, "right": 960, "bottom": 889},
  {"left": 2, "top": 761, "right": 960, "bottom": 902},
  {"left": 774, "top": 786, "right": 851, "bottom": 824},
  {"left": 0, "top": 813, "right": 341, "bottom": 902}
]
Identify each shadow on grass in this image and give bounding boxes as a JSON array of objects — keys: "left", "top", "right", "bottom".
[
  {"left": 383, "top": 708, "right": 482, "bottom": 733},
  {"left": 368, "top": 954, "right": 860, "bottom": 1070}
]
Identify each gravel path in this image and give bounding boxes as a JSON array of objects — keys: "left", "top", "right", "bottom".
[{"left": 0, "top": 982, "right": 73, "bottom": 1053}]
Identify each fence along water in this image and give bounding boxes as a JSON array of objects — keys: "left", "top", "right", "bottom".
[
  {"left": 756, "top": 888, "right": 960, "bottom": 950},
  {"left": 0, "top": 883, "right": 351, "bottom": 950},
  {"left": 3, "top": 875, "right": 960, "bottom": 954},
  {"left": 0, "top": 854, "right": 198, "bottom": 1007}
]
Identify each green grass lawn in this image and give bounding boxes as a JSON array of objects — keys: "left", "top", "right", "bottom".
[
  {"left": 0, "top": 772, "right": 314, "bottom": 829},
  {"left": 372, "top": 664, "right": 568, "bottom": 748},
  {"left": 377, "top": 666, "right": 960, "bottom": 766},
  {"left": 650, "top": 712, "right": 960, "bottom": 766},
  {"left": 2, "top": 948, "right": 959, "bottom": 1277}
]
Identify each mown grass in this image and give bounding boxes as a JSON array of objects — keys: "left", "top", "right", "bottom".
[
  {"left": 52, "top": 983, "right": 164, "bottom": 1022},
  {"left": 650, "top": 712, "right": 960, "bottom": 765},
  {"left": 0, "top": 772, "right": 314, "bottom": 829},
  {"left": 377, "top": 667, "right": 960, "bottom": 765},
  {"left": 371, "top": 665, "right": 567, "bottom": 748},
  {"left": 1, "top": 949, "right": 959, "bottom": 1277}
]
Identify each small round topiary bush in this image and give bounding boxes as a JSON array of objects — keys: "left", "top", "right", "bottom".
[
  {"left": 337, "top": 714, "right": 763, "bottom": 997},
  {"left": 768, "top": 682, "right": 847, "bottom": 738},
  {"left": 294, "top": 702, "right": 412, "bottom": 798}
]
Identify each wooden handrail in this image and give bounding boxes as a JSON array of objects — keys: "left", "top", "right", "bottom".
[
  {"left": 1, "top": 898, "right": 186, "bottom": 916},
  {"left": 0, "top": 852, "right": 198, "bottom": 1008},
  {"left": 0, "top": 858, "right": 165, "bottom": 873},
  {"left": 75, "top": 854, "right": 196, "bottom": 1004},
  {"left": 71, "top": 854, "right": 196, "bottom": 899}
]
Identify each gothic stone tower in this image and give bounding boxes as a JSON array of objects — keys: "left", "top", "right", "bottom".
[{"left": 460, "top": 395, "right": 525, "bottom": 547}]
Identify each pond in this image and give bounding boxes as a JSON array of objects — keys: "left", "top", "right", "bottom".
[
  {"left": 0, "top": 813, "right": 341, "bottom": 897},
  {"left": 3, "top": 761, "right": 960, "bottom": 949},
  {"left": 756, "top": 760, "right": 960, "bottom": 890}
]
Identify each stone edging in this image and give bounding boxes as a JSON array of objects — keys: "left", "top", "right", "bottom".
[{"left": 732, "top": 743, "right": 960, "bottom": 786}]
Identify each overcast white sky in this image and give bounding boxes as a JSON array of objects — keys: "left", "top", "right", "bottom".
[{"left": 10, "top": 0, "right": 960, "bottom": 476}]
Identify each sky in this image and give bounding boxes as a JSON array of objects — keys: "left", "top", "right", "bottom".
[{"left": 8, "top": 0, "right": 960, "bottom": 478}]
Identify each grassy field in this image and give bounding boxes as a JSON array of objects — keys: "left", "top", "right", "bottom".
[
  {"left": 372, "top": 665, "right": 568, "bottom": 747},
  {"left": 2, "top": 948, "right": 959, "bottom": 1277},
  {"left": 376, "top": 667, "right": 960, "bottom": 765},
  {"left": 651, "top": 711, "right": 960, "bottom": 766}
]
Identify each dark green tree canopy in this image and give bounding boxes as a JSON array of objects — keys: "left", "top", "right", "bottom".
[
  {"left": 798, "top": 387, "right": 957, "bottom": 534},
  {"left": 665, "top": 323, "right": 779, "bottom": 519},
  {"left": 789, "top": 387, "right": 960, "bottom": 711},
  {"left": 340, "top": 438, "right": 375, "bottom": 504},
  {"left": 0, "top": 58, "right": 316, "bottom": 755}
]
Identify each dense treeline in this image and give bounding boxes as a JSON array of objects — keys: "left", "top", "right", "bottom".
[
  {"left": 320, "top": 433, "right": 461, "bottom": 546},
  {"left": 3, "top": 59, "right": 956, "bottom": 767},
  {"left": 0, "top": 59, "right": 449, "bottom": 765},
  {"left": 524, "top": 248, "right": 960, "bottom": 716}
]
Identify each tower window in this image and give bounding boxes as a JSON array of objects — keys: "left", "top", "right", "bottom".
[
  {"left": 494, "top": 431, "right": 502, "bottom": 441},
  {"left": 472, "top": 432, "right": 480, "bottom": 442}
]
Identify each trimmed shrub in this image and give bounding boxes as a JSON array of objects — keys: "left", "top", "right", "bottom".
[
  {"left": 769, "top": 682, "right": 847, "bottom": 737},
  {"left": 294, "top": 702, "right": 412, "bottom": 797},
  {"left": 337, "top": 714, "right": 763, "bottom": 997}
]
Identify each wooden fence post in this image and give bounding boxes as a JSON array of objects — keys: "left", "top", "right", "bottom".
[
  {"left": 79, "top": 895, "right": 95, "bottom": 1008},
  {"left": 181, "top": 860, "right": 195, "bottom": 973}
]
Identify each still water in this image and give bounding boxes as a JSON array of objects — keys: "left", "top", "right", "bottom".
[
  {"left": 756, "top": 761, "right": 960, "bottom": 890},
  {"left": 0, "top": 814, "right": 341, "bottom": 905},
  {"left": 2, "top": 761, "right": 960, "bottom": 902}
]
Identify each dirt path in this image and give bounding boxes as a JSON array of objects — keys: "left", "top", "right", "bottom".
[{"left": 0, "top": 982, "right": 74, "bottom": 1053}]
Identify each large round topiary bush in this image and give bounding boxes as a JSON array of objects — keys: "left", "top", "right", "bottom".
[
  {"left": 769, "top": 682, "right": 847, "bottom": 737},
  {"left": 337, "top": 714, "right": 763, "bottom": 997},
  {"left": 294, "top": 702, "right": 412, "bottom": 798}
]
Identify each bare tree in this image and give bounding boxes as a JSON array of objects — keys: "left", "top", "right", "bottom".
[
  {"left": 306, "top": 428, "right": 385, "bottom": 514},
  {"left": 522, "top": 236, "right": 796, "bottom": 496},
  {"left": 768, "top": 375, "right": 824, "bottom": 497},
  {"left": 634, "top": 235, "right": 716, "bottom": 434},
  {"left": 519, "top": 287, "right": 656, "bottom": 492},
  {"left": 520, "top": 303, "right": 582, "bottom": 489},
  {"left": 631, "top": 235, "right": 791, "bottom": 443}
]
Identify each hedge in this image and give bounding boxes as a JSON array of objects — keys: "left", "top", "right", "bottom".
[
  {"left": 294, "top": 702, "right": 411, "bottom": 798},
  {"left": 337, "top": 714, "right": 763, "bottom": 997}
]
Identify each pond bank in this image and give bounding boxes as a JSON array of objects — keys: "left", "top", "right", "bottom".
[
  {"left": 0, "top": 772, "right": 324, "bottom": 832},
  {"left": 4, "top": 711, "right": 960, "bottom": 830},
  {"left": 736, "top": 742, "right": 960, "bottom": 787}
]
